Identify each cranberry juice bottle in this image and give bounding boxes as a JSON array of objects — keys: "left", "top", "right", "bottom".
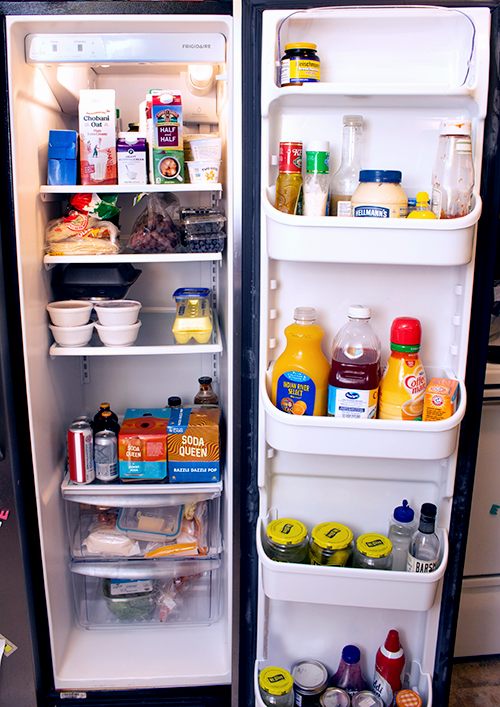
[{"left": 328, "top": 305, "right": 381, "bottom": 418}]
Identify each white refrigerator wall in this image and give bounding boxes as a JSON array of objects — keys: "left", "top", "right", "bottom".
[
  {"left": 7, "top": 14, "right": 236, "bottom": 690},
  {"left": 255, "top": 7, "right": 490, "bottom": 706}
]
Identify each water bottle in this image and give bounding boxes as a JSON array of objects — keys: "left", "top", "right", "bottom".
[{"left": 388, "top": 500, "right": 416, "bottom": 572}]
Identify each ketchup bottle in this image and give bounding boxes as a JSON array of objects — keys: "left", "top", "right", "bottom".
[{"left": 372, "top": 629, "right": 405, "bottom": 706}]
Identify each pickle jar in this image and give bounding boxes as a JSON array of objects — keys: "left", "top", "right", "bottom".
[
  {"left": 309, "top": 522, "right": 353, "bottom": 566},
  {"left": 353, "top": 533, "right": 393, "bottom": 570},
  {"left": 259, "top": 666, "right": 294, "bottom": 707},
  {"left": 264, "top": 518, "right": 309, "bottom": 563}
]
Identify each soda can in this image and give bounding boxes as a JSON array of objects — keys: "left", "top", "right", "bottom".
[
  {"left": 320, "top": 687, "right": 351, "bottom": 706},
  {"left": 68, "top": 421, "right": 94, "bottom": 484},
  {"left": 94, "top": 430, "right": 118, "bottom": 482},
  {"left": 351, "top": 694, "right": 383, "bottom": 707}
]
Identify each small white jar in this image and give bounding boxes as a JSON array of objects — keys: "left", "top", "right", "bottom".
[{"left": 352, "top": 170, "right": 408, "bottom": 218}]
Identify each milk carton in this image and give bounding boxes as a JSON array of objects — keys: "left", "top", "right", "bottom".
[
  {"left": 118, "top": 408, "right": 169, "bottom": 482},
  {"left": 167, "top": 406, "right": 220, "bottom": 483},
  {"left": 79, "top": 89, "right": 117, "bottom": 185},
  {"left": 146, "top": 90, "right": 184, "bottom": 184},
  {"left": 117, "top": 133, "right": 147, "bottom": 185}
]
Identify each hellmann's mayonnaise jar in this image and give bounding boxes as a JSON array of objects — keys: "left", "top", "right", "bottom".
[{"left": 352, "top": 170, "right": 408, "bottom": 218}]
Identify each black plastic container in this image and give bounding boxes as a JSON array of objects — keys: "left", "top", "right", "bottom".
[{"left": 51, "top": 264, "right": 142, "bottom": 301}]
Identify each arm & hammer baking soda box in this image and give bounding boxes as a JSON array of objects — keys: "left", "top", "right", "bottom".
[
  {"left": 422, "top": 378, "right": 459, "bottom": 421},
  {"left": 167, "top": 406, "right": 220, "bottom": 483},
  {"left": 119, "top": 408, "right": 169, "bottom": 482}
]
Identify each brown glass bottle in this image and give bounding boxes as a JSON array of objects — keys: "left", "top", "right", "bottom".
[
  {"left": 194, "top": 376, "right": 218, "bottom": 406},
  {"left": 94, "top": 410, "right": 120, "bottom": 436},
  {"left": 167, "top": 396, "right": 182, "bottom": 408},
  {"left": 94, "top": 402, "right": 118, "bottom": 427}
]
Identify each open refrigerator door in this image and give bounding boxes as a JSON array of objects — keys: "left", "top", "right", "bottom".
[{"left": 254, "top": 6, "right": 490, "bottom": 707}]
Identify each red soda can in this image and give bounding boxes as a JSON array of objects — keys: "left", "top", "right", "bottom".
[
  {"left": 68, "top": 420, "right": 95, "bottom": 484},
  {"left": 279, "top": 141, "right": 303, "bottom": 174}
]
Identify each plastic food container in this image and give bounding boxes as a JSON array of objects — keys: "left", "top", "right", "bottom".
[
  {"left": 116, "top": 505, "right": 184, "bottom": 543},
  {"left": 95, "top": 321, "right": 141, "bottom": 347},
  {"left": 186, "top": 160, "right": 221, "bottom": 184},
  {"left": 47, "top": 300, "right": 93, "bottom": 327},
  {"left": 93, "top": 300, "right": 142, "bottom": 326},
  {"left": 187, "top": 137, "right": 222, "bottom": 162},
  {"left": 172, "top": 287, "right": 213, "bottom": 344},
  {"left": 49, "top": 322, "right": 94, "bottom": 347},
  {"left": 179, "top": 208, "right": 227, "bottom": 254},
  {"left": 51, "top": 263, "right": 142, "bottom": 301},
  {"left": 103, "top": 578, "right": 157, "bottom": 621}
]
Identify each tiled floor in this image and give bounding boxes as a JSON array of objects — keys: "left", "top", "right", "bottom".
[{"left": 449, "top": 658, "right": 500, "bottom": 706}]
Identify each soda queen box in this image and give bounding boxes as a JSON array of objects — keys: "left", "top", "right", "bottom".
[
  {"left": 167, "top": 406, "right": 220, "bottom": 483},
  {"left": 147, "top": 90, "right": 184, "bottom": 184},
  {"left": 118, "top": 408, "right": 170, "bottom": 482}
]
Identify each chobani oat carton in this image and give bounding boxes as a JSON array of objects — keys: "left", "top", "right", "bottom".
[
  {"left": 167, "top": 406, "right": 220, "bottom": 483},
  {"left": 119, "top": 408, "right": 169, "bottom": 482}
]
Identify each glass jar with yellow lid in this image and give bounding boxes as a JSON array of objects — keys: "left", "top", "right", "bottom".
[
  {"left": 280, "top": 43, "right": 321, "bottom": 87},
  {"left": 353, "top": 533, "right": 393, "bottom": 570},
  {"left": 259, "top": 666, "right": 294, "bottom": 707},
  {"left": 264, "top": 518, "right": 309, "bottom": 563},
  {"left": 309, "top": 522, "right": 353, "bottom": 566}
]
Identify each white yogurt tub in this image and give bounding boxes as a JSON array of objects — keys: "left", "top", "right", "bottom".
[
  {"left": 186, "top": 160, "right": 221, "bottom": 184},
  {"left": 93, "top": 300, "right": 142, "bottom": 326},
  {"left": 47, "top": 300, "right": 93, "bottom": 327},
  {"left": 95, "top": 321, "right": 141, "bottom": 347},
  {"left": 49, "top": 322, "right": 94, "bottom": 347}
]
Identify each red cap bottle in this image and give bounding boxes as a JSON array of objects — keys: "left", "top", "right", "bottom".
[
  {"left": 372, "top": 629, "right": 405, "bottom": 706},
  {"left": 390, "top": 317, "right": 422, "bottom": 352}
]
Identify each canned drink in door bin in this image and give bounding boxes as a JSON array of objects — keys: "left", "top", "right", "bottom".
[
  {"left": 94, "top": 430, "right": 118, "bottom": 482},
  {"left": 291, "top": 659, "right": 329, "bottom": 706},
  {"left": 68, "top": 420, "right": 95, "bottom": 484}
]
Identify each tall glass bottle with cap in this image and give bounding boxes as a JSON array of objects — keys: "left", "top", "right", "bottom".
[
  {"left": 303, "top": 141, "right": 330, "bottom": 216},
  {"left": 407, "top": 503, "right": 440, "bottom": 573},
  {"left": 431, "top": 118, "right": 474, "bottom": 219},
  {"left": 330, "top": 115, "right": 364, "bottom": 216}
]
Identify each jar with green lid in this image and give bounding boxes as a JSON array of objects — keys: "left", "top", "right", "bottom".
[
  {"left": 309, "top": 522, "right": 353, "bottom": 566},
  {"left": 264, "top": 518, "right": 309, "bottom": 563},
  {"left": 280, "top": 42, "right": 320, "bottom": 87},
  {"left": 259, "top": 666, "right": 294, "bottom": 707},
  {"left": 353, "top": 533, "right": 393, "bottom": 570}
]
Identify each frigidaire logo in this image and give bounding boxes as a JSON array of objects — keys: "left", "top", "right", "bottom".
[{"left": 182, "top": 43, "right": 211, "bottom": 49}]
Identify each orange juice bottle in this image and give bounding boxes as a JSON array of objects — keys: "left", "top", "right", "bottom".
[
  {"left": 271, "top": 307, "right": 330, "bottom": 416},
  {"left": 378, "top": 317, "right": 427, "bottom": 421}
]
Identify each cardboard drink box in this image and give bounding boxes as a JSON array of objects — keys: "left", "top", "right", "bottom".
[
  {"left": 119, "top": 408, "right": 170, "bottom": 482},
  {"left": 167, "top": 406, "right": 221, "bottom": 483},
  {"left": 146, "top": 90, "right": 184, "bottom": 184}
]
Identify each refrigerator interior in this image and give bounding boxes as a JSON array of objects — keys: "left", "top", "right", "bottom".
[
  {"left": 255, "top": 7, "right": 490, "bottom": 706},
  {"left": 6, "top": 14, "right": 235, "bottom": 690}
]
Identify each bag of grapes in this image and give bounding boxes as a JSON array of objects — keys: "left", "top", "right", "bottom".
[{"left": 128, "top": 193, "right": 180, "bottom": 253}]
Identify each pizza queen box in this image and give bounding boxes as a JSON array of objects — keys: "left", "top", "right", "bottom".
[
  {"left": 119, "top": 408, "right": 169, "bottom": 482},
  {"left": 167, "top": 406, "right": 220, "bottom": 483}
]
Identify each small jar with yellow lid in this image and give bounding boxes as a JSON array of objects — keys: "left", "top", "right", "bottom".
[
  {"left": 259, "top": 666, "right": 294, "bottom": 707},
  {"left": 264, "top": 518, "right": 309, "bottom": 563},
  {"left": 280, "top": 43, "right": 321, "bottom": 87},
  {"left": 353, "top": 533, "right": 393, "bottom": 570},
  {"left": 309, "top": 522, "right": 353, "bottom": 566}
]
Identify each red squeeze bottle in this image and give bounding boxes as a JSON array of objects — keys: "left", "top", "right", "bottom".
[{"left": 372, "top": 629, "right": 405, "bottom": 706}]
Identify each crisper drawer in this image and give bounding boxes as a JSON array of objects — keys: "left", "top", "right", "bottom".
[
  {"left": 71, "top": 557, "right": 222, "bottom": 629},
  {"left": 63, "top": 479, "right": 222, "bottom": 561}
]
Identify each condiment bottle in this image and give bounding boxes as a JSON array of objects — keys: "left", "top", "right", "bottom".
[
  {"left": 406, "top": 191, "right": 436, "bottom": 219},
  {"left": 271, "top": 307, "right": 330, "bottom": 416},
  {"left": 280, "top": 43, "right": 320, "bottom": 87},
  {"left": 259, "top": 666, "right": 295, "bottom": 707},
  {"left": 329, "top": 644, "right": 368, "bottom": 695},
  {"left": 378, "top": 318, "right": 427, "bottom": 421},
  {"left": 303, "top": 141, "right": 330, "bottom": 217},
  {"left": 407, "top": 503, "right": 440, "bottom": 573},
  {"left": 388, "top": 500, "right": 417, "bottom": 572},
  {"left": 309, "top": 522, "right": 353, "bottom": 566},
  {"left": 353, "top": 533, "right": 393, "bottom": 570},
  {"left": 431, "top": 118, "right": 474, "bottom": 219},
  {"left": 372, "top": 630, "right": 405, "bottom": 706},
  {"left": 351, "top": 170, "right": 408, "bottom": 219},
  {"left": 263, "top": 518, "right": 309, "bottom": 563},
  {"left": 275, "top": 141, "right": 303, "bottom": 215},
  {"left": 328, "top": 305, "right": 381, "bottom": 419},
  {"left": 330, "top": 115, "right": 364, "bottom": 216},
  {"left": 194, "top": 376, "right": 218, "bottom": 406}
]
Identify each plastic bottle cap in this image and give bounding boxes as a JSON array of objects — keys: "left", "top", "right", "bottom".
[
  {"left": 294, "top": 307, "right": 317, "bottom": 323},
  {"left": 393, "top": 499, "right": 415, "bottom": 523},
  {"left": 384, "top": 629, "right": 401, "bottom": 652},
  {"left": 284, "top": 42, "right": 317, "bottom": 51},
  {"left": 306, "top": 141, "right": 329, "bottom": 153},
  {"left": 266, "top": 518, "right": 308, "bottom": 545},
  {"left": 390, "top": 317, "right": 422, "bottom": 346},
  {"left": 415, "top": 192, "right": 430, "bottom": 204},
  {"left": 341, "top": 645, "right": 361, "bottom": 664},
  {"left": 420, "top": 503, "right": 437, "bottom": 522},
  {"left": 259, "top": 666, "right": 294, "bottom": 696},
  {"left": 343, "top": 115, "right": 364, "bottom": 127},
  {"left": 348, "top": 304, "right": 371, "bottom": 320},
  {"left": 359, "top": 170, "right": 402, "bottom": 184},
  {"left": 440, "top": 118, "right": 472, "bottom": 136},
  {"left": 311, "top": 522, "right": 353, "bottom": 550},
  {"left": 167, "top": 396, "right": 182, "bottom": 407},
  {"left": 100, "top": 402, "right": 111, "bottom": 409},
  {"left": 356, "top": 533, "right": 393, "bottom": 558}
]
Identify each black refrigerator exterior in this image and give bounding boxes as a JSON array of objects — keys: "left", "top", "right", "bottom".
[{"left": 238, "top": 2, "right": 500, "bottom": 706}]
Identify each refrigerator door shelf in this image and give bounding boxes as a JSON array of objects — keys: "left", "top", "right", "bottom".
[
  {"left": 40, "top": 183, "right": 222, "bottom": 201},
  {"left": 262, "top": 376, "right": 466, "bottom": 460},
  {"left": 254, "top": 659, "right": 432, "bottom": 707},
  {"left": 49, "top": 309, "right": 222, "bottom": 356},
  {"left": 264, "top": 192, "right": 481, "bottom": 267},
  {"left": 44, "top": 251, "right": 222, "bottom": 267},
  {"left": 257, "top": 520, "right": 448, "bottom": 612}
]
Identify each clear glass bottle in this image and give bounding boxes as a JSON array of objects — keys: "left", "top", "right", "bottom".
[
  {"left": 388, "top": 500, "right": 417, "bottom": 572},
  {"left": 431, "top": 118, "right": 474, "bottom": 219},
  {"left": 354, "top": 533, "right": 393, "bottom": 570},
  {"left": 329, "top": 644, "right": 368, "bottom": 695},
  {"left": 259, "top": 666, "right": 295, "bottom": 707},
  {"left": 407, "top": 503, "right": 440, "bottom": 573},
  {"left": 303, "top": 141, "right": 330, "bottom": 216},
  {"left": 330, "top": 115, "right": 364, "bottom": 217},
  {"left": 194, "top": 376, "right": 218, "bottom": 406}
]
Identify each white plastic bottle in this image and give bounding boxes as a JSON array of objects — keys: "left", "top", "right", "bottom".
[
  {"left": 431, "top": 118, "right": 474, "bottom": 219},
  {"left": 388, "top": 499, "right": 417, "bottom": 572},
  {"left": 330, "top": 115, "right": 364, "bottom": 216},
  {"left": 303, "top": 141, "right": 330, "bottom": 216}
]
